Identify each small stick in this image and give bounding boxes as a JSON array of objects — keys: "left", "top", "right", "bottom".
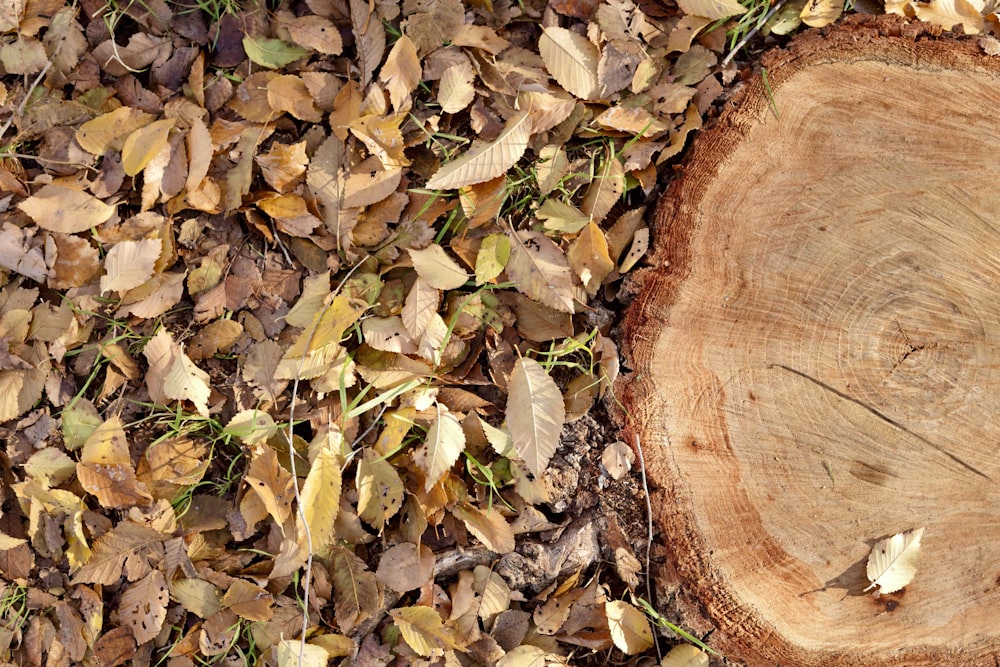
[{"left": 634, "top": 433, "right": 661, "bottom": 661}]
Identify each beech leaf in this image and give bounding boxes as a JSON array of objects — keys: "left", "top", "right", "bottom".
[
  {"left": 425, "top": 111, "right": 531, "bottom": 190},
  {"left": 865, "top": 527, "right": 925, "bottom": 594},
  {"left": 506, "top": 357, "right": 565, "bottom": 477},
  {"left": 539, "top": 27, "right": 600, "bottom": 101}
]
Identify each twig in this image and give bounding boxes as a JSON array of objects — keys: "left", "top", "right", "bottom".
[
  {"left": 634, "top": 433, "right": 660, "bottom": 661},
  {"left": 720, "top": 0, "right": 789, "bottom": 69}
]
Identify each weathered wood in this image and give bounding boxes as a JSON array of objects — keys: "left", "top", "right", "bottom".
[{"left": 620, "top": 16, "right": 1000, "bottom": 666}]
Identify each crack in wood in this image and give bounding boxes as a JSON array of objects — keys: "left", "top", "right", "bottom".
[{"left": 771, "top": 364, "right": 992, "bottom": 481}]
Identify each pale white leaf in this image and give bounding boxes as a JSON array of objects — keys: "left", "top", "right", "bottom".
[
  {"left": 143, "top": 329, "right": 212, "bottom": 417},
  {"left": 539, "top": 27, "right": 600, "bottom": 101},
  {"left": 606, "top": 600, "right": 653, "bottom": 655},
  {"left": 677, "top": 0, "right": 748, "bottom": 19},
  {"left": 425, "top": 111, "right": 531, "bottom": 190},
  {"left": 660, "top": 644, "right": 710, "bottom": 667},
  {"left": 865, "top": 527, "right": 925, "bottom": 594},
  {"left": 912, "top": 0, "right": 983, "bottom": 33},
  {"left": 413, "top": 403, "right": 466, "bottom": 490},
  {"left": 402, "top": 277, "right": 440, "bottom": 340},
  {"left": 101, "top": 239, "right": 161, "bottom": 294},
  {"left": 601, "top": 441, "right": 634, "bottom": 480},
  {"left": 409, "top": 244, "right": 469, "bottom": 290},
  {"left": 277, "top": 639, "right": 329, "bottom": 667},
  {"left": 506, "top": 357, "right": 565, "bottom": 477},
  {"left": 799, "top": 0, "right": 843, "bottom": 27}
]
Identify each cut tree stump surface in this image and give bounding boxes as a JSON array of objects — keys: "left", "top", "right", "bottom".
[{"left": 620, "top": 16, "right": 1000, "bottom": 667}]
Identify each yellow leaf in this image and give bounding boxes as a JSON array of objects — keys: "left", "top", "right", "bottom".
[
  {"left": 277, "top": 639, "right": 329, "bottom": 667},
  {"left": 506, "top": 357, "right": 565, "bottom": 477},
  {"left": 454, "top": 503, "right": 515, "bottom": 553},
  {"left": 76, "top": 106, "right": 155, "bottom": 155},
  {"left": 276, "top": 294, "right": 366, "bottom": 379},
  {"left": 267, "top": 74, "right": 322, "bottom": 122},
  {"left": 606, "top": 600, "right": 654, "bottom": 655},
  {"left": 17, "top": 184, "right": 115, "bottom": 234},
  {"left": 912, "top": 0, "right": 983, "bottom": 32},
  {"left": 170, "top": 578, "right": 223, "bottom": 618},
  {"left": 425, "top": 112, "right": 532, "bottom": 190},
  {"left": 539, "top": 27, "right": 600, "bottom": 101},
  {"left": 297, "top": 435, "right": 342, "bottom": 553},
  {"left": 567, "top": 221, "right": 615, "bottom": 297},
  {"left": 865, "top": 527, "right": 925, "bottom": 594},
  {"left": 390, "top": 606, "right": 463, "bottom": 656},
  {"left": 581, "top": 153, "right": 625, "bottom": 223},
  {"left": 660, "top": 644, "right": 710, "bottom": 667},
  {"left": 357, "top": 447, "right": 406, "bottom": 530},
  {"left": 100, "top": 238, "right": 161, "bottom": 294},
  {"left": 77, "top": 416, "right": 153, "bottom": 509},
  {"left": 121, "top": 118, "right": 176, "bottom": 177},
  {"left": 799, "top": 0, "right": 843, "bottom": 27},
  {"left": 379, "top": 34, "right": 421, "bottom": 111}
]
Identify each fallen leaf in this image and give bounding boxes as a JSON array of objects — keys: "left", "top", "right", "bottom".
[
  {"left": 142, "top": 329, "right": 212, "bottom": 417},
  {"left": 677, "top": 0, "right": 748, "bottom": 18},
  {"left": 76, "top": 106, "right": 155, "bottom": 155},
  {"left": 391, "top": 606, "right": 464, "bottom": 656},
  {"left": 380, "top": 34, "right": 421, "bottom": 111},
  {"left": 122, "top": 119, "right": 176, "bottom": 177},
  {"left": 865, "top": 527, "right": 925, "bottom": 594},
  {"left": 606, "top": 600, "right": 653, "bottom": 654},
  {"left": 119, "top": 570, "right": 168, "bottom": 644},
  {"left": 376, "top": 542, "right": 435, "bottom": 592},
  {"left": 329, "top": 546, "right": 379, "bottom": 633},
  {"left": 297, "top": 434, "right": 342, "bottom": 553},
  {"left": 18, "top": 184, "right": 116, "bottom": 234},
  {"left": 277, "top": 639, "right": 329, "bottom": 667},
  {"left": 409, "top": 244, "right": 470, "bottom": 290},
  {"left": 539, "top": 27, "right": 601, "bottom": 101},
  {"left": 425, "top": 111, "right": 532, "bottom": 190},
  {"left": 454, "top": 503, "right": 515, "bottom": 553},
  {"left": 413, "top": 403, "right": 466, "bottom": 491},
  {"left": 101, "top": 239, "right": 161, "bottom": 294},
  {"left": 77, "top": 416, "right": 153, "bottom": 509},
  {"left": 661, "top": 644, "right": 710, "bottom": 667},
  {"left": 799, "top": 0, "right": 844, "bottom": 26},
  {"left": 506, "top": 230, "right": 577, "bottom": 314},
  {"left": 242, "top": 36, "right": 309, "bottom": 68},
  {"left": 506, "top": 357, "right": 565, "bottom": 477},
  {"left": 601, "top": 441, "right": 634, "bottom": 480}
]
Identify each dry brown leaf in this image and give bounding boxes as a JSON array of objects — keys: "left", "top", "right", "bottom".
[
  {"left": 329, "top": 546, "right": 379, "bottom": 633},
  {"left": 357, "top": 447, "right": 406, "bottom": 530},
  {"left": 409, "top": 244, "right": 469, "bottom": 290},
  {"left": 539, "top": 26, "right": 601, "bottom": 101},
  {"left": 581, "top": 154, "right": 625, "bottom": 224},
  {"left": 454, "top": 503, "right": 515, "bottom": 553},
  {"left": 912, "top": 0, "right": 983, "bottom": 32},
  {"left": 244, "top": 445, "right": 295, "bottom": 530},
  {"left": 119, "top": 570, "right": 168, "bottom": 644},
  {"left": 223, "top": 578, "right": 274, "bottom": 622},
  {"left": 376, "top": 542, "right": 435, "bottom": 592},
  {"left": 391, "top": 606, "right": 464, "bottom": 656},
  {"left": 350, "top": 0, "right": 386, "bottom": 86},
  {"left": 567, "top": 221, "right": 615, "bottom": 296},
  {"left": 267, "top": 75, "right": 323, "bottom": 122},
  {"left": 413, "top": 403, "right": 466, "bottom": 491},
  {"left": 77, "top": 416, "right": 153, "bottom": 510},
  {"left": 283, "top": 14, "right": 343, "bottom": 55},
  {"left": 677, "top": 0, "right": 748, "bottom": 18},
  {"left": 606, "top": 600, "right": 653, "bottom": 654},
  {"left": 506, "top": 357, "right": 565, "bottom": 477},
  {"left": 380, "top": 34, "right": 421, "bottom": 111},
  {"left": 142, "top": 329, "right": 212, "bottom": 417}
]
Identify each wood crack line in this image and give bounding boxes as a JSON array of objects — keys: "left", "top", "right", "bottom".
[{"left": 771, "top": 364, "right": 993, "bottom": 482}]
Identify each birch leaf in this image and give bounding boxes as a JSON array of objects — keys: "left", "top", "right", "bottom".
[
  {"left": 677, "top": 0, "right": 748, "bottom": 18},
  {"left": 660, "top": 644, "right": 710, "bottom": 667},
  {"left": 425, "top": 111, "right": 531, "bottom": 190},
  {"left": 539, "top": 27, "right": 600, "bottom": 101},
  {"left": 506, "top": 357, "right": 565, "bottom": 477},
  {"left": 865, "top": 527, "right": 925, "bottom": 594},
  {"left": 409, "top": 244, "right": 469, "bottom": 290},
  {"left": 101, "top": 239, "right": 161, "bottom": 294},
  {"left": 506, "top": 230, "right": 577, "bottom": 313},
  {"left": 413, "top": 403, "right": 466, "bottom": 491},
  {"left": 606, "top": 600, "right": 654, "bottom": 655},
  {"left": 297, "top": 435, "right": 342, "bottom": 553}
]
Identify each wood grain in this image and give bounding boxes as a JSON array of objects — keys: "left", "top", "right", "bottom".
[{"left": 621, "top": 16, "right": 1000, "bottom": 666}]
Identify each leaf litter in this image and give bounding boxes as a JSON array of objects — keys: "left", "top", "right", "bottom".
[{"left": 0, "top": 0, "right": 967, "bottom": 663}]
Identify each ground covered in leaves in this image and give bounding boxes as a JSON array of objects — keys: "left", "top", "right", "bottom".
[{"left": 0, "top": 0, "right": 994, "bottom": 664}]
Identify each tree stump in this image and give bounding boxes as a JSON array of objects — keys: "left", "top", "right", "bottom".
[{"left": 620, "top": 17, "right": 1000, "bottom": 666}]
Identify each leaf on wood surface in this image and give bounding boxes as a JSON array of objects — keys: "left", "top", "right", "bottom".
[
  {"left": 425, "top": 111, "right": 532, "bottom": 190},
  {"left": 506, "top": 357, "right": 565, "bottom": 477},
  {"left": 242, "top": 36, "right": 309, "bottom": 68},
  {"left": 18, "top": 184, "right": 116, "bottom": 234},
  {"left": 660, "top": 644, "right": 710, "bottom": 667},
  {"left": 119, "top": 569, "right": 168, "bottom": 644},
  {"left": 101, "top": 239, "right": 161, "bottom": 294},
  {"left": 77, "top": 416, "right": 152, "bottom": 509},
  {"left": 409, "top": 244, "right": 469, "bottom": 290},
  {"left": 506, "top": 230, "right": 577, "bottom": 314},
  {"left": 277, "top": 639, "right": 329, "bottom": 667},
  {"left": 677, "top": 0, "right": 748, "bottom": 18},
  {"left": 454, "top": 502, "right": 515, "bottom": 553},
  {"left": 297, "top": 435, "right": 342, "bottom": 554},
  {"left": 799, "top": 0, "right": 843, "bottom": 26},
  {"left": 391, "top": 606, "right": 464, "bottom": 656},
  {"left": 122, "top": 119, "right": 175, "bottom": 177},
  {"left": 606, "top": 600, "right": 653, "bottom": 655},
  {"left": 142, "top": 329, "right": 211, "bottom": 417},
  {"left": 357, "top": 447, "right": 405, "bottom": 530},
  {"left": 76, "top": 106, "right": 155, "bottom": 155},
  {"left": 865, "top": 527, "right": 925, "bottom": 594},
  {"left": 539, "top": 27, "right": 600, "bottom": 101},
  {"left": 413, "top": 403, "right": 466, "bottom": 491},
  {"left": 380, "top": 34, "right": 421, "bottom": 111},
  {"left": 912, "top": 0, "right": 983, "bottom": 33},
  {"left": 375, "top": 542, "right": 435, "bottom": 592},
  {"left": 329, "top": 546, "right": 380, "bottom": 633}
]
